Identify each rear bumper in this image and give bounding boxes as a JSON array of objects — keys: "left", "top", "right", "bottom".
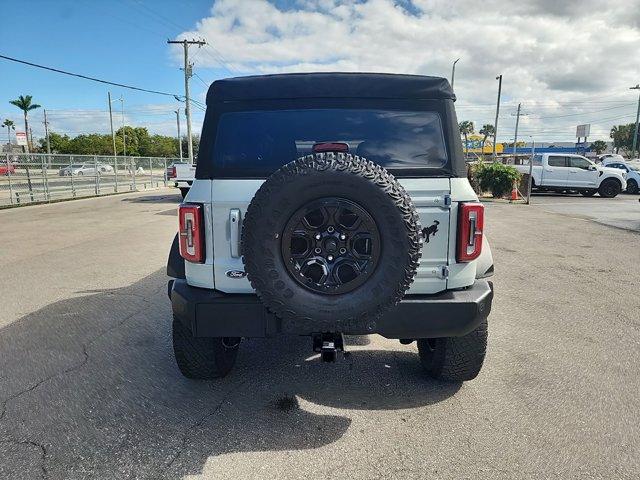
[{"left": 169, "top": 279, "right": 493, "bottom": 339}]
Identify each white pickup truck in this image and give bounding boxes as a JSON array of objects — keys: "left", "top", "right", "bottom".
[
  {"left": 515, "top": 153, "right": 627, "bottom": 197},
  {"left": 166, "top": 162, "right": 195, "bottom": 198}
]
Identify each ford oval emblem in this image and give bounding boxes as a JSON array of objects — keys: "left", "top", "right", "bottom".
[{"left": 226, "top": 270, "right": 247, "bottom": 279}]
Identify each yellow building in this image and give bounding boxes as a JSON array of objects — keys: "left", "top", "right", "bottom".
[{"left": 465, "top": 134, "right": 504, "bottom": 154}]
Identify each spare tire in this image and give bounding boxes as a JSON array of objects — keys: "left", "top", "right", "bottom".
[{"left": 242, "top": 152, "right": 422, "bottom": 333}]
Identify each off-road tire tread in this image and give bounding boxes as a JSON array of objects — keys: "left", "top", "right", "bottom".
[
  {"left": 242, "top": 152, "right": 422, "bottom": 325},
  {"left": 418, "top": 318, "right": 488, "bottom": 382},
  {"left": 172, "top": 316, "right": 238, "bottom": 379}
]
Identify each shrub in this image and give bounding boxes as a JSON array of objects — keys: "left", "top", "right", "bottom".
[{"left": 474, "top": 162, "right": 522, "bottom": 198}]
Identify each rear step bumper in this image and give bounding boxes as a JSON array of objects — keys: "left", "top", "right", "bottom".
[{"left": 169, "top": 279, "right": 493, "bottom": 339}]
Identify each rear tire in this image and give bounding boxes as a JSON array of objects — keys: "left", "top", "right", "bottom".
[
  {"left": 598, "top": 179, "right": 621, "bottom": 198},
  {"left": 417, "top": 318, "right": 488, "bottom": 382},
  {"left": 172, "top": 316, "right": 240, "bottom": 379},
  {"left": 580, "top": 189, "right": 597, "bottom": 197},
  {"left": 626, "top": 179, "right": 638, "bottom": 194}
]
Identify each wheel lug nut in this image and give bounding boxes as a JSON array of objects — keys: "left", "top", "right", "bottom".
[
  {"left": 327, "top": 226, "right": 335, "bottom": 233},
  {"left": 314, "top": 247, "right": 322, "bottom": 254},
  {"left": 339, "top": 234, "right": 346, "bottom": 240},
  {"left": 315, "top": 234, "right": 321, "bottom": 240},
  {"left": 339, "top": 248, "right": 346, "bottom": 254},
  {"left": 327, "top": 255, "right": 334, "bottom": 261}
]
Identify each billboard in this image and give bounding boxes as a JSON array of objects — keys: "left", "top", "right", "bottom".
[
  {"left": 576, "top": 124, "right": 590, "bottom": 138},
  {"left": 15, "top": 132, "right": 27, "bottom": 146}
]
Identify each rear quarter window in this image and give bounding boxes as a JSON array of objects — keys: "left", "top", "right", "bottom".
[{"left": 548, "top": 156, "right": 566, "bottom": 167}]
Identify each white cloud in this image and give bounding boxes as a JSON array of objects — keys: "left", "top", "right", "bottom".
[
  {"left": 0, "top": 104, "right": 205, "bottom": 142},
  {"left": 172, "top": 0, "right": 640, "bottom": 141}
]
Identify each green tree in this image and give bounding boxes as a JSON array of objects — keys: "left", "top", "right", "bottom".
[
  {"left": 9, "top": 95, "right": 41, "bottom": 152},
  {"left": 2, "top": 119, "right": 16, "bottom": 145},
  {"left": 479, "top": 124, "right": 495, "bottom": 155},
  {"left": 180, "top": 134, "right": 200, "bottom": 161},
  {"left": 38, "top": 132, "right": 71, "bottom": 153},
  {"left": 459, "top": 121, "right": 474, "bottom": 157},
  {"left": 610, "top": 124, "right": 634, "bottom": 154},
  {"left": 589, "top": 140, "right": 608, "bottom": 155}
]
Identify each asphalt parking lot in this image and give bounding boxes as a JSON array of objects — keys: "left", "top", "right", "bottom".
[{"left": 1, "top": 189, "right": 639, "bottom": 479}]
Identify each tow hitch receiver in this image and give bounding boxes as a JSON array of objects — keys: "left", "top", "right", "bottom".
[{"left": 313, "top": 333, "right": 345, "bottom": 362}]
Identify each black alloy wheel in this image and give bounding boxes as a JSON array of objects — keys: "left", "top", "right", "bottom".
[{"left": 281, "top": 197, "right": 381, "bottom": 295}]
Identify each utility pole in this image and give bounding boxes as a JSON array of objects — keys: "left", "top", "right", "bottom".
[
  {"left": 175, "top": 108, "right": 183, "bottom": 161},
  {"left": 108, "top": 92, "right": 117, "bottom": 157},
  {"left": 167, "top": 38, "right": 206, "bottom": 163},
  {"left": 492, "top": 74, "right": 503, "bottom": 160},
  {"left": 511, "top": 103, "right": 529, "bottom": 157},
  {"left": 631, "top": 84, "right": 640, "bottom": 159},
  {"left": 43, "top": 109, "right": 51, "bottom": 155},
  {"left": 451, "top": 58, "right": 460, "bottom": 90},
  {"left": 119, "top": 95, "right": 126, "bottom": 158}
]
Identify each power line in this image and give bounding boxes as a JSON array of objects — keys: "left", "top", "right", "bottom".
[
  {"left": 193, "top": 72, "right": 210, "bottom": 88},
  {"left": 118, "top": 0, "right": 237, "bottom": 76},
  {"left": 0, "top": 54, "right": 179, "bottom": 97}
]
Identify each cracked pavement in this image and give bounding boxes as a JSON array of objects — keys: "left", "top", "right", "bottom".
[{"left": 1, "top": 189, "right": 639, "bottom": 479}]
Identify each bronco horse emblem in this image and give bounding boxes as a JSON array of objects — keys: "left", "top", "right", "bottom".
[{"left": 421, "top": 220, "right": 440, "bottom": 243}]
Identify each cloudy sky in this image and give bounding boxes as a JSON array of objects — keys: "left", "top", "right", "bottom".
[{"left": 2, "top": 0, "right": 639, "bottom": 144}]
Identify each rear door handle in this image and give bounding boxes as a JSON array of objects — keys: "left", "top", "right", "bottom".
[{"left": 230, "top": 209, "right": 241, "bottom": 258}]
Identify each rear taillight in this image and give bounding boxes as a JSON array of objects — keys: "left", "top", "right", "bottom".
[
  {"left": 179, "top": 204, "right": 205, "bottom": 263},
  {"left": 456, "top": 203, "right": 484, "bottom": 262},
  {"left": 168, "top": 166, "right": 176, "bottom": 178}
]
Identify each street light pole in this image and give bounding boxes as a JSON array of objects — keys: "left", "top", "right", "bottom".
[
  {"left": 631, "top": 84, "right": 640, "bottom": 159},
  {"left": 175, "top": 108, "right": 183, "bottom": 161},
  {"left": 451, "top": 58, "right": 460, "bottom": 89},
  {"left": 493, "top": 74, "right": 503, "bottom": 161}
]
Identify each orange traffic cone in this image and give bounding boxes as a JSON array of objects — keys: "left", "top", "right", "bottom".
[{"left": 510, "top": 184, "right": 518, "bottom": 201}]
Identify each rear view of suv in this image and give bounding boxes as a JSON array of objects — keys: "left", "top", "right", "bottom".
[{"left": 167, "top": 73, "right": 494, "bottom": 382}]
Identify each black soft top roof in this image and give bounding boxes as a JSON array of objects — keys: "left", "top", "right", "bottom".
[{"left": 206, "top": 73, "right": 455, "bottom": 104}]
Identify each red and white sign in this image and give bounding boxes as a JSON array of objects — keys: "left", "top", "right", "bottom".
[{"left": 15, "top": 132, "right": 28, "bottom": 146}]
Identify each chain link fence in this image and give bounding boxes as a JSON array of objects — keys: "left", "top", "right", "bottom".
[{"left": 0, "top": 153, "right": 181, "bottom": 207}]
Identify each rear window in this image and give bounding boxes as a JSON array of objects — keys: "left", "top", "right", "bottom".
[{"left": 212, "top": 109, "right": 448, "bottom": 177}]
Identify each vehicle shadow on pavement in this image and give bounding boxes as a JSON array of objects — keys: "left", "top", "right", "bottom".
[
  {"left": 120, "top": 193, "right": 182, "bottom": 204},
  {"left": 0, "top": 270, "right": 459, "bottom": 479}
]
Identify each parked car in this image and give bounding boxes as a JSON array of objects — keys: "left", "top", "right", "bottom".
[
  {"left": 514, "top": 153, "right": 627, "bottom": 197},
  {"left": 167, "top": 73, "right": 495, "bottom": 382},
  {"left": 166, "top": 162, "right": 195, "bottom": 198},
  {"left": 596, "top": 153, "right": 625, "bottom": 164},
  {"left": 600, "top": 159, "right": 640, "bottom": 194},
  {"left": 0, "top": 161, "right": 16, "bottom": 175},
  {"left": 58, "top": 163, "right": 113, "bottom": 176}
]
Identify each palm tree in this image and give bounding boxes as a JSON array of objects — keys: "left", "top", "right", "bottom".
[
  {"left": 9, "top": 95, "right": 41, "bottom": 152},
  {"left": 459, "top": 120, "right": 474, "bottom": 157},
  {"left": 479, "top": 124, "right": 495, "bottom": 158},
  {"left": 2, "top": 119, "right": 15, "bottom": 145}
]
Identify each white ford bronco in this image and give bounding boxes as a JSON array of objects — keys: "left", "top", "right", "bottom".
[{"left": 167, "top": 73, "right": 494, "bottom": 382}]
